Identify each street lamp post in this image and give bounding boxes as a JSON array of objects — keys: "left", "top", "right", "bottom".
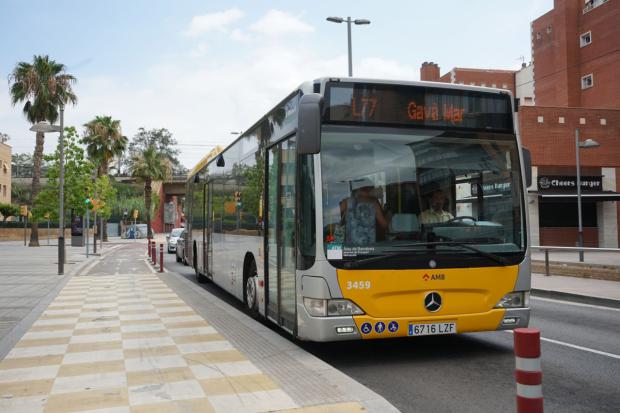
[
  {"left": 575, "top": 128, "right": 600, "bottom": 263},
  {"left": 326, "top": 16, "right": 371, "bottom": 77},
  {"left": 29, "top": 105, "right": 65, "bottom": 275}
]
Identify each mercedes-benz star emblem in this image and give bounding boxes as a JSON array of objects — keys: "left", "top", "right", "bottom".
[{"left": 424, "top": 292, "right": 442, "bottom": 312}]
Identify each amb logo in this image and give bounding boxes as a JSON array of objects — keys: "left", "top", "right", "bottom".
[{"left": 423, "top": 273, "right": 445, "bottom": 281}]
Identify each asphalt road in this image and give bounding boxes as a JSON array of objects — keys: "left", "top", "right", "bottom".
[{"left": 164, "top": 253, "right": 620, "bottom": 413}]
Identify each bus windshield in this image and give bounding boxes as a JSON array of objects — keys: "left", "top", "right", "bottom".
[{"left": 320, "top": 127, "right": 525, "bottom": 265}]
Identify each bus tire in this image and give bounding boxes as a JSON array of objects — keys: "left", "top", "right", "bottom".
[{"left": 244, "top": 258, "right": 258, "bottom": 317}]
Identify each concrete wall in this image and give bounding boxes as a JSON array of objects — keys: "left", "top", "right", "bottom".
[
  {"left": 0, "top": 143, "right": 11, "bottom": 204},
  {"left": 599, "top": 167, "right": 618, "bottom": 247}
]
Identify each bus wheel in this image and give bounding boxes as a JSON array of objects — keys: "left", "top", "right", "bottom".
[{"left": 244, "top": 260, "right": 258, "bottom": 316}]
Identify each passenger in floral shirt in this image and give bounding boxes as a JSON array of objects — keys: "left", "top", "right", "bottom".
[{"left": 339, "top": 183, "right": 389, "bottom": 245}]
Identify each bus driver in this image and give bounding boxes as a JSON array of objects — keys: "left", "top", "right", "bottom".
[{"left": 420, "top": 189, "right": 454, "bottom": 224}]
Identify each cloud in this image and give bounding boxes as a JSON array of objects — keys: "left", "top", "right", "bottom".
[
  {"left": 184, "top": 8, "right": 243, "bottom": 37},
  {"left": 250, "top": 10, "right": 314, "bottom": 37},
  {"left": 230, "top": 29, "right": 253, "bottom": 43},
  {"left": 189, "top": 42, "right": 208, "bottom": 58}
]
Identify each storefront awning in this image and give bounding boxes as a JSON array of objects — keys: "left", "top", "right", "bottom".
[{"left": 529, "top": 190, "right": 620, "bottom": 202}]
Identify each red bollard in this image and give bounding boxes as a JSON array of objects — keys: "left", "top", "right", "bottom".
[
  {"left": 160, "top": 243, "right": 164, "bottom": 273},
  {"left": 152, "top": 241, "right": 157, "bottom": 266},
  {"left": 514, "top": 328, "right": 543, "bottom": 413}
]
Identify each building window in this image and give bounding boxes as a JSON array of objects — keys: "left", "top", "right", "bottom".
[
  {"left": 537, "top": 116, "right": 544, "bottom": 123},
  {"left": 536, "top": 32, "right": 542, "bottom": 40},
  {"left": 580, "top": 117, "right": 586, "bottom": 125},
  {"left": 546, "top": 25, "right": 552, "bottom": 34},
  {"left": 469, "top": 82, "right": 475, "bottom": 86},
  {"left": 480, "top": 82, "right": 486, "bottom": 87},
  {"left": 581, "top": 74, "right": 593, "bottom": 89},
  {"left": 559, "top": 116, "right": 565, "bottom": 124},
  {"left": 492, "top": 83, "right": 497, "bottom": 88},
  {"left": 502, "top": 83, "right": 508, "bottom": 89},
  {"left": 580, "top": 31, "right": 592, "bottom": 47},
  {"left": 600, "top": 118, "right": 607, "bottom": 126}
]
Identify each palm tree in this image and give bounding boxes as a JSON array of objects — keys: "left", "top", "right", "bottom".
[
  {"left": 9, "top": 55, "right": 77, "bottom": 246},
  {"left": 83, "top": 116, "right": 127, "bottom": 241},
  {"left": 129, "top": 146, "right": 171, "bottom": 239}
]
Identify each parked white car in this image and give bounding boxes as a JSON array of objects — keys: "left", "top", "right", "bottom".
[{"left": 166, "top": 228, "right": 184, "bottom": 253}]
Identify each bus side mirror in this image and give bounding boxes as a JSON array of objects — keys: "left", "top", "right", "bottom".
[
  {"left": 216, "top": 154, "right": 225, "bottom": 167},
  {"left": 522, "top": 147, "right": 532, "bottom": 187},
  {"left": 298, "top": 93, "right": 323, "bottom": 155}
]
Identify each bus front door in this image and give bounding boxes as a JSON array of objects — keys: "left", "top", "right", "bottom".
[{"left": 266, "top": 137, "right": 297, "bottom": 332}]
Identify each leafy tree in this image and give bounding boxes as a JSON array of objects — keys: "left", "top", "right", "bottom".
[
  {"left": 0, "top": 132, "right": 9, "bottom": 143},
  {"left": 82, "top": 116, "right": 127, "bottom": 177},
  {"left": 0, "top": 203, "right": 20, "bottom": 222},
  {"left": 12, "top": 153, "right": 51, "bottom": 178},
  {"left": 128, "top": 146, "right": 171, "bottom": 238},
  {"left": 9, "top": 55, "right": 77, "bottom": 246},
  {"left": 128, "top": 128, "right": 182, "bottom": 174},
  {"left": 32, "top": 127, "right": 116, "bottom": 225},
  {"left": 82, "top": 115, "right": 127, "bottom": 240}
]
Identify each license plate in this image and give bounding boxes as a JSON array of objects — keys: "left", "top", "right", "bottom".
[{"left": 408, "top": 322, "right": 456, "bottom": 336}]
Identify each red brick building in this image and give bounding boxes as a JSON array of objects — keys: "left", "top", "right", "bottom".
[
  {"left": 418, "top": 0, "right": 620, "bottom": 248},
  {"left": 531, "top": 0, "right": 620, "bottom": 108},
  {"left": 420, "top": 62, "right": 517, "bottom": 95}
]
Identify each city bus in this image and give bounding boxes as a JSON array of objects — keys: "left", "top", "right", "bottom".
[{"left": 185, "top": 77, "right": 532, "bottom": 341}]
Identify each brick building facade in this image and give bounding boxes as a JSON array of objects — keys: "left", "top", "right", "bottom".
[
  {"left": 531, "top": 0, "right": 619, "bottom": 108},
  {"left": 420, "top": 62, "right": 517, "bottom": 95}
]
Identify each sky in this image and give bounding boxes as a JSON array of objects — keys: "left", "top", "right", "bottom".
[{"left": 0, "top": 0, "right": 554, "bottom": 169}]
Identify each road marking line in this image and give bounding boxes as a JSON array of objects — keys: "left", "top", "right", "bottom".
[
  {"left": 531, "top": 296, "right": 620, "bottom": 312},
  {"left": 505, "top": 331, "right": 620, "bottom": 359}
]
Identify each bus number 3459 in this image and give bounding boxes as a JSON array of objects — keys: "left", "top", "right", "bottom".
[{"left": 346, "top": 281, "right": 371, "bottom": 290}]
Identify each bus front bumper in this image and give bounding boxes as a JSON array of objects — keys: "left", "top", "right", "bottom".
[{"left": 296, "top": 305, "right": 530, "bottom": 342}]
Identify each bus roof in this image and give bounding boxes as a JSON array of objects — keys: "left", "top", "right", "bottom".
[{"left": 185, "top": 77, "right": 515, "bottom": 178}]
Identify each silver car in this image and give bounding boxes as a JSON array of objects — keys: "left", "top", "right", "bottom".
[{"left": 166, "top": 228, "right": 184, "bottom": 253}]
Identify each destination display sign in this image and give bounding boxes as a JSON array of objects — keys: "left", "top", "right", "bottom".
[
  {"left": 537, "top": 175, "right": 602, "bottom": 192},
  {"left": 325, "top": 82, "right": 513, "bottom": 132}
]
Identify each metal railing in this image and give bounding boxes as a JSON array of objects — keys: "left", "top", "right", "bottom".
[{"left": 531, "top": 245, "right": 620, "bottom": 276}]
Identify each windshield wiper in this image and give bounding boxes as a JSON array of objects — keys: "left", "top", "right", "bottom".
[{"left": 342, "top": 241, "right": 508, "bottom": 269}]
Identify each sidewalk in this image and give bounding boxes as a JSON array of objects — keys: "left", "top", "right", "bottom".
[
  {"left": 0, "top": 241, "right": 114, "bottom": 350},
  {"left": 0, "top": 242, "right": 396, "bottom": 413},
  {"left": 531, "top": 272, "right": 620, "bottom": 304}
]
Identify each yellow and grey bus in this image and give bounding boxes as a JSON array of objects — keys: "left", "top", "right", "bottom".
[{"left": 185, "top": 77, "right": 532, "bottom": 341}]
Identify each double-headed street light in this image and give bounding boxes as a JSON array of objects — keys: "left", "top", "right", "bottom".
[
  {"left": 326, "top": 16, "right": 371, "bottom": 77},
  {"left": 575, "top": 128, "right": 600, "bottom": 262},
  {"left": 30, "top": 105, "right": 65, "bottom": 275}
]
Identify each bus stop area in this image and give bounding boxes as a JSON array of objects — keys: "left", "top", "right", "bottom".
[
  {"left": 0, "top": 240, "right": 396, "bottom": 413},
  {"left": 0, "top": 239, "right": 618, "bottom": 412}
]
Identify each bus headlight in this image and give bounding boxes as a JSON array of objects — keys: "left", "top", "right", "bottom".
[
  {"left": 303, "top": 298, "right": 364, "bottom": 317},
  {"left": 495, "top": 291, "right": 529, "bottom": 308}
]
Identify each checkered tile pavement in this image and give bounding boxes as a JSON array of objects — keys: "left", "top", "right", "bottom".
[{"left": 0, "top": 271, "right": 299, "bottom": 413}]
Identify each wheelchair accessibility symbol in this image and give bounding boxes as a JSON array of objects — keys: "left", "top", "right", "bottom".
[{"left": 360, "top": 322, "right": 372, "bottom": 335}]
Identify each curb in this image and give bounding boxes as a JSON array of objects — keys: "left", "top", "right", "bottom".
[
  {"left": 531, "top": 288, "right": 620, "bottom": 309},
  {"left": 159, "top": 267, "right": 400, "bottom": 413}
]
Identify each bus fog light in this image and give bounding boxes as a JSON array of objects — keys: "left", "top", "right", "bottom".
[
  {"left": 336, "top": 326, "right": 355, "bottom": 334},
  {"left": 327, "top": 299, "right": 364, "bottom": 316},
  {"left": 502, "top": 317, "right": 518, "bottom": 325},
  {"left": 495, "top": 292, "right": 528, "bottom": 308},
  {"left": 303, "top": 298, "right": 327, "bottom": 317}
]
